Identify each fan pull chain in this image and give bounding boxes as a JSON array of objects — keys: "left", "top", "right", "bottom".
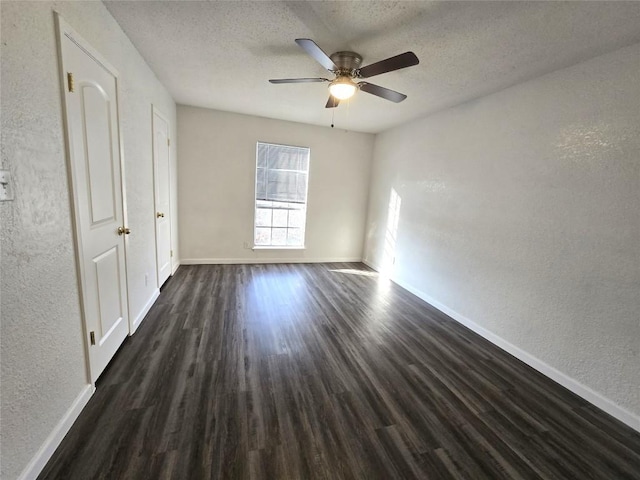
[{"left": 331, "top": 107, "right": 335, "bottom": 128}]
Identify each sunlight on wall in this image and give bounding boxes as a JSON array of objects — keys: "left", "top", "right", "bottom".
[{"left": 380, "top": 188, "right": 402, "bottom": 277}]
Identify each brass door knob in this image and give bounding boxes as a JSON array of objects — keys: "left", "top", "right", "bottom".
[
  {"left": 156, "top": 212, "right": 165, "bottom": 218},
  {"left": 117, "top": 226, "right": 131, "bottom": 235}
]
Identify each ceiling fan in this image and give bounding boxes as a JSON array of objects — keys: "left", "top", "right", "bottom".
[{"left": 269, "top": 38, "right": 419, "bottom": 108}]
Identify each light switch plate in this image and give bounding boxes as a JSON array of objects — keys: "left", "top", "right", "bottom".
[{"left": 0, "top": 169, "right": 14, "bottom": 201}]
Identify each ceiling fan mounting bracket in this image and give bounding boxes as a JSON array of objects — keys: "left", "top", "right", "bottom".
[{"left": 330, "top": 51, "right": 363, "bottom": 75}]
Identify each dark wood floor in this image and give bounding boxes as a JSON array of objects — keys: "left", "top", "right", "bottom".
[{"left": 39, "top": 263, "right": 640, "bottom": 479}]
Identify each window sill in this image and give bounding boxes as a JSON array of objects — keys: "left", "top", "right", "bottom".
[{"left": 252, "top": 246, "right": 306, "bottom": 251}]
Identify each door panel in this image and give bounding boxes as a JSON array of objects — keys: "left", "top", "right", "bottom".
[
  {"left": 60, "top": 26, "right": 129, "bottom": 383},
  {"left": 158, "top": 218, "right": 171, "bottom": 276},
  {"left": 82, "top": 85, "right": 116, "bottom": 224},
  {"left": 153, "top": 109, "right": 172, "bottom": 286},
  {"left": 93, "top": 246, "right": 124, "bottom": 340}
]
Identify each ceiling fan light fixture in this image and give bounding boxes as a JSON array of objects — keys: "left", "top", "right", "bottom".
[
  {"left": 271, "top": 39, "right": 418, "bottom": 108},
  {"left": 329, "top": 77, "right": 357, "bottom": 100}
]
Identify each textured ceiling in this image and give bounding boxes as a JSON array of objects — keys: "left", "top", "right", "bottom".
[{"left": 104, "top": 1, "right": 640, "bottom": 133}]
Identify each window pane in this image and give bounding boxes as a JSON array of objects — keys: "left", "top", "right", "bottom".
[
  {"left": 271, "top": 150, "right": 298, "bottom": 170},
  {"left": 272, "top": 228, "right": 287, "bottom": 246},
  {"left": 257, "top": 143, "right": 268, "bottom": 167},
  {"left": 287, "top": 228, "right": 304, "bottom": 246},
  {"left": 267, "top": 170, "right": 304, "bottom": 202},
  {"left": 299, "top": 155, "right": 309, "bottom": 171},
  {"left": 288, "top": 209, "right": 305, "bottom": 228},
  {"left": 272, "top": 208, "right": 288, "bottom": 227},
  {"left": 296, "top": 176, "right": 307, "bottom": 200},
  {"left": 255, "top": 208, "right": 272, "bottom": 227},
  {"left": 255, "top": 227, "right": 271, "bottom": 245},
  {"left": 256, "top": 167, "right": 267, "bottom": 199}
]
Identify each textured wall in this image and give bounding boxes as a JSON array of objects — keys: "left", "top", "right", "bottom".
[
  {"left": 364, "top": 42, "right": 640, "bottom": 423},
  {"left": 0, "top": 2, "right": 176, "bottom": 479},
  {"left": 178, "top": 106, "right": 374, "bottom": 263}
]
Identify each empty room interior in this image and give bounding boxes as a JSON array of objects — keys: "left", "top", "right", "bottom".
[{"left": 1, "top": 1, "right": 639, "bottom": 479}]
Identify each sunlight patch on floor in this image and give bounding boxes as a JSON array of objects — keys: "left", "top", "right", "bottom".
[{"left": 328, "top": 268, "right": 378, "bottom": 277}]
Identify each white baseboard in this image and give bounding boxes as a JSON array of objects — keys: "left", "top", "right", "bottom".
[
  {"left": 363, "top": 260, "right": 640, "bottom": 433},
  {"left": 18, "top": 384, "right": 95, "bottom": 480},
  {"left": 130, "top": 288, "right": 160, "bottom": 334},
  {"left": 181, "top": 257, "right": 363, "bottom": 265}
]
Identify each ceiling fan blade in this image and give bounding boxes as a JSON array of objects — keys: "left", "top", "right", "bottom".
[
  {"left": 269, "top": 78, "right": 329, "bottom": 84},
  {"left": 325, "top": 96, "right": 340, "bottom": 108},
  {"left": 295, "top": 38, "right": 337, "bottom": 71},
  {"left": 358, "top": 52, "right": 419, "bottom": 78},
  {"left": 359, "top": 82, "right": 407, "bottom": 103}
]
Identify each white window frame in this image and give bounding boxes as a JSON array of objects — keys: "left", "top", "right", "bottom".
[{"left": 253, "top": 142, "right": 310, "bottom": 249}]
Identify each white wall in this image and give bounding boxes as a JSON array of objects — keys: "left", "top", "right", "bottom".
[
  {"left": 0, "top": 2, "right": 177, "bottom": 479},
  {"left": 364, "top": 42, "right": 640, "bottom": 428},
  {"left": 178, "top": 106, "right": 374, "bottom": 263}
]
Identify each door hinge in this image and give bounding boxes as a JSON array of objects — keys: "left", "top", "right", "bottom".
[
  {"left": 170, "top": 249, "right": 173, "bottom": 257},
  {"left": 167, "top": 138, "right": 170, "bottom": 147},
  {"left": 90, "top": 331, "right": 96, "bottom": 345},
  {"left": 67, "top": 72, "right": 75, "bottom": 92}
]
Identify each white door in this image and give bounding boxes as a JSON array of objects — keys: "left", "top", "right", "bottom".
[
  {"left": 152, "top": 108, "right": 172, "bottom": 287},
  {"left": 58, "top": 18, "right": 129, "bottom": 382}
]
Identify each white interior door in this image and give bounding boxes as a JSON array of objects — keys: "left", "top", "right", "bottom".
[
  {"left": 59, "top": 18, "right": 129, "bottom": 382},
  {"left": 152, "top": 108, "right": 172, "bottom": 287}
]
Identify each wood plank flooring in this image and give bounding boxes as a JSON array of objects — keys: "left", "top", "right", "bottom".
[{"left": 39, "top": 263, "right": 640, "bottom": 479}]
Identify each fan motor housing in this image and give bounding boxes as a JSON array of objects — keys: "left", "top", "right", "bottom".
[{"left": 330, "top": 51, "right": 363, "bottom": 74}]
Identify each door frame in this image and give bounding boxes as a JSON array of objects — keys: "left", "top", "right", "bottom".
[
  {"left": 151, "top": 105, "right": 173, "bottom": 287},
  {"left": 55, "top": 13, "right": 131, "bottom": 384}
]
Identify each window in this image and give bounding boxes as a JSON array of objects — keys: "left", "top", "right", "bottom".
[{"left": 254, "top": 142, "right": 310, "bottom": 247}]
